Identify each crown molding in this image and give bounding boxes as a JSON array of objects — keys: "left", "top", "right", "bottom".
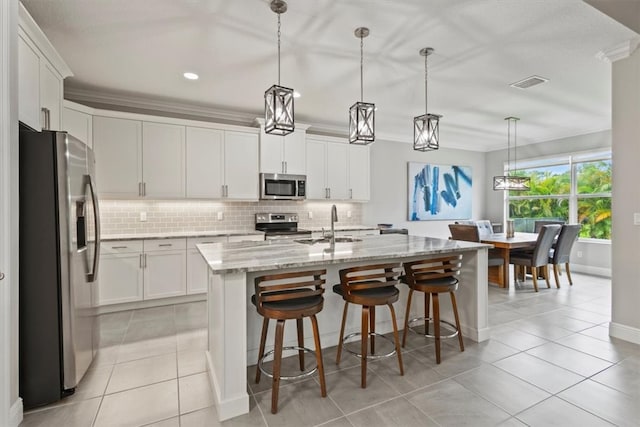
[{"left": 596, "top": 38, "right": 640, "bottom": 63}]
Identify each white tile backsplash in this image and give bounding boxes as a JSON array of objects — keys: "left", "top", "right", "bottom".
[{"left": 99, "top": 200, "right": 363, "bottom": 235}]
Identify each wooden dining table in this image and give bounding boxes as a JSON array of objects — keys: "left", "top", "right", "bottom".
[{"left": 481, "top": 232, "right": 539, "bottom": 288}]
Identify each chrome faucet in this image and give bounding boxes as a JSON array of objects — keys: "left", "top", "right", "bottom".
[{"left": 330, "top": 204, "right": 338, "bottom": 245}]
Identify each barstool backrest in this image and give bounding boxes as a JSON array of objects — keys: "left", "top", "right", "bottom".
[
  {"left": 254, "top": 270, "right": 326, "bottom": 309},
  {"left": 403, "top": 255, "right": 462, "bottom": 287},
  {"left": 338, "top": 263, "right": 402, "bottom": 298}
]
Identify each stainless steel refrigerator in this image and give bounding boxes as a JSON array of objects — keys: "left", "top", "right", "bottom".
[{"left": 19, "top": 126, "right": 101, "bottom": 409}]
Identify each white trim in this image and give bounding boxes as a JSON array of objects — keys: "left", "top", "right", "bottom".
[
  {"left": 570, "top": 263, "right": 611, "bottom": 278},
  {"left": 596, "top": 38, "right": 640, "bottom": 63},
  {"left": 9, "top": 399, "right": 22, "bottom": 427},
  {"left": 609, "top": 322, "right": 640, "bottom": 345},
  {"left": 63, "top": 99, "right": 95, "bottom": 115},
  {"left": 206, "top": 351, "right": 249, "bottom": 421}
]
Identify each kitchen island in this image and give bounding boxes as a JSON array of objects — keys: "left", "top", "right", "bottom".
[{"left": 198, "top": 234, "right": 491, "bottom": 421}]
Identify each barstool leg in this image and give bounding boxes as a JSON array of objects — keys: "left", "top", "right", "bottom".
[
  {"left": 388, "top": 303, "right": 404, "bottom": 376},
  {"left": 361, "top": 306, "right": 369, "bottom": 388},
  {"left": 370, "top": 306, "right": 376, "bottom": 355},
  {"left": 310, "top": 314, "right": 327, "bottom": 397},
  {"left": 450, "top": 291, "right": 464, "bottom": 352},
  {"left": 433, "top": 293, "right": 441, "bottom": 364},
  {"left": 402, "top": 289, "right": 414, "bottom": 347},
  {"left": 296, "top": 318, "right": 304, "bottom": 371},
  {"left": 565, "top": 263, "right": 573, "bottom": 285},
  {"left": 425, "top": 292, "right": 431, "bottom": 335},
  {"left": 553, "top": 264, "right": 561, "bottom": 288},
  {"left": 531, "top": 267, "right": 539, "bottom": 292},
  {"left": 336, "top": 301, "right": 349, "bottom": 364},
  {"left": 256, "top": 317, "right": 269, "bottom": 384},
  {"left": 271, "top": 319, "right": 285, "bottom": 414}
]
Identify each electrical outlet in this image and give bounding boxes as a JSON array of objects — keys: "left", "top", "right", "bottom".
[
  {"left": 577, "top": 251, "right": 583, "bottom": 258},
  {"left": 217, "top": 211, "right": 224, "bottom": 221},
  {"left": 140, "top": 212, "right": 147, "bottom": 222},
  {"left": 634, "top": 213, "right": 640, "bottom": 225},
  {"left": 347, "top": 210, "right": 352, "bottom": 218},
  {"left": 308, "top": 211, "right": 313, "bottom": 219}
]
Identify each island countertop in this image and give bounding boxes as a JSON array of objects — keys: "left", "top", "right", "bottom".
[{"left": 197, "top": 234, "right": 491, "bottom": 274}]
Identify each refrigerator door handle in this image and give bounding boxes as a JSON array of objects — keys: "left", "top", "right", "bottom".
[{"left": 86, "top": 174, "right": 101, "bottom": 282}]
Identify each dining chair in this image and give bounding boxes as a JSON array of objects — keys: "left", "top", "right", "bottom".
[
  {"left": 448, "top": 224, "right": 504, "bottom": 285},
  {"left": 549, "top": 224, "right": 581, "bottom": 287},
  {"left": 510, "top": 224, "right": 562, "bottom": 292},
  {"left": 533, "top": 220, "right": 565, "bottom": 233}
]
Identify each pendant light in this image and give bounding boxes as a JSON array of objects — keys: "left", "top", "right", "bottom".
[
  {"left": 493, "top": 117, "right": 530, "bottom": 191},
  {"left": 349, "top": 27, "right": 375, "bottom": 145},
  {"left": 413, "top": 47, "right": 441, "bottom": 151},
  {"left": 264, "top": 0, "right": 294, "bottom": 135}
]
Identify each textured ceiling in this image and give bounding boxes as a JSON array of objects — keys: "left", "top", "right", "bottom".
[{"left": 21, "top": 0, "right": 638, "bottom": 151}]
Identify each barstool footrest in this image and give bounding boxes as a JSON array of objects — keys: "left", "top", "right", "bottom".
[
  {"left": 343, "top": 332, "right": 397, "bottom": 359},
  {"left": 258, "top": 346, "right": 318, "bottom": 380},
  {"left": 407, "top": 316, "right": 460, "bottom": 339}
]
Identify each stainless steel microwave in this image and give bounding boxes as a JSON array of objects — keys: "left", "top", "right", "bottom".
[{"left": 260, "top": 173, "right": 306, "bottom": 200}]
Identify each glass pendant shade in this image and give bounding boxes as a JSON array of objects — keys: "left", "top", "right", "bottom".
[
  {"left": 492, "top": 175, "right": 530, "bottom": 191},
  {"left": 349, "top": 101, "right": 375, "bottom": 144},
  {"left": 493, "top": 116, "right": 531, "bottom": 191},
  {"left": 413, "top": 113, "right": 441, "bottom": 151},
  {"left": 264, "top": 84, "right": 294, "bottom": 135}
]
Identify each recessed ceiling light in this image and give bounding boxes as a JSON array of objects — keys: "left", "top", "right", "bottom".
[
  {"left": 293, "top": 91, "right": 301, "bottom": 98},
  {"left": 183, "top": 72, "right": 199, "bottom": 80},
  {"left": 510, "top": 75, "right": 548, "bottom": 89}
]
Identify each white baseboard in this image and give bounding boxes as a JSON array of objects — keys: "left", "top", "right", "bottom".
[
  {"left": 206, "top": 350, "right": 249, "bottom": 422},
  {"left": 95, "top": 294, "right": 206, "bottom": 314},
  {"left": 9, "top": 398, "right": 23, "bottom": 427},
  {"left": 570, "top": 263, "right": 611, "bottom": 278},
  {"left": 609, "top": 322, "right": 640, "bottom": 345}
]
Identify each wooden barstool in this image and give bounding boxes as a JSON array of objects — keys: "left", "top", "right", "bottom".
[
  {"left": 334, "top": 263, "right": 404, "bottom": 388},
  {"left": 253, "top": 269, "right": 327, "bottom": 414},
  {"left": 402, "top": 255, "right": 464, "bottom": 364}
]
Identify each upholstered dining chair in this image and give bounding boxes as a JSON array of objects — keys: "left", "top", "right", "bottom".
[
  {"left": 448, "top": 224, "right": 504, "bottom": 285},
  {"left": 510, "top": 224, "right": 562, "bottom": 292},
  {"left": 549, "top": 224, "right": 581, "bottom": 287},
  {"left": 534, "top": 220, "right": 565, "bottom": 233}
]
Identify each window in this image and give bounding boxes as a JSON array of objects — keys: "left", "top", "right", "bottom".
[{"left": 505, "top": 152, "right": 611, "bottom": 240}]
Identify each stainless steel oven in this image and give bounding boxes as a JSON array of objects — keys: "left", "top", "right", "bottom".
[
  {"left": 260, "top": 173, "right": 306, "bottom": 200},
  {"left": 255, "top": 213, "right": 312, "bottom": 241}
]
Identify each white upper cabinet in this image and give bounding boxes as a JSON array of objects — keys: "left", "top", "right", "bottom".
[
  {"left": 224, "top": 131, "right": 259, "bottom": 200},
  {"left": 257, "top": 120, "right": 308, "bottom": 175},
  {"left": 186, "top": 127, "right": 224, "bottom": 199},
  {"left": 326, "top": 143, "right": 349, "bottom": 200},
  {"left": 93, "top": 116, "right": 143, "bottom": 198},
  {"left": 142, "top": 122, "right": 186, "bottom": 198},
  {"left": 63, "top": 101, "right": 93, "bottom": 147},
  {"left": 305, "top": 138, "right": 328, "bottom": 200},
  {"left": 18, "top": 3, "right": 72, "bottom": 131},
  {"left": 348, "top": 145, "right": 370, "bottom": 201},
  {"left": 305, "top": 136, "right": 357, "bottom": 201}
]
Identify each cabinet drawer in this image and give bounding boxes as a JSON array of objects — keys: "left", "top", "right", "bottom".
[
  {"left": 144, "top": 238, "right": 186, "bottom": 252},
  {"left": 101, "top": 240, "right": 143, "bottom": 254},
  {"left": 186, "top": 236, "right": 226, "bottom": 250}
]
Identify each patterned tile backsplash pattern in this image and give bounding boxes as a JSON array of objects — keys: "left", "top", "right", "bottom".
[{"left": 99, "top": 200, "right": 364, "bottom": 235}]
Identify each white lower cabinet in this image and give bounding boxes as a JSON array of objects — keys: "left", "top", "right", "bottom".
[
  {"left": 143, "top": 249, "right": 187, "bottom": 300},
  {"left": 186, "top": 237, "right": 226, "bottom": 295},
  {"left": 98, "top": 241, "right": 144, "bottom": 306}
]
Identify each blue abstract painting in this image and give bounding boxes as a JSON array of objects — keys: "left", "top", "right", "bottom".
[{"left": 408, "top": 162, "right": 473, "bottom": 221}]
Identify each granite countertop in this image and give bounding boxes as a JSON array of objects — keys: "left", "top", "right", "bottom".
[
  {"left": 304, "top": 225, "right": 380, "bottom": 232},
  {"left": 197, "top": 234, "right": 491, "bottom": 274},
  {"left": 101, "top": 230, "right": 265, "bottom": 242}
]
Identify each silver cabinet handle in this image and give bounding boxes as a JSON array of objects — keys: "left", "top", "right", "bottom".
[
  {"left": 143, "top": 182, "right": 146, "bottom": 196},
  {"left": 328, "top": 188, "right": 331, "bottom": 199},
  {"left": 144, "top": 253, "right": 147, "bottom": 268},
  {"left": 158, "top": 243, "right": 172, "bottom": 247},
  {"left": 138, "top": 182, "right": 142, "bottom": 196},
  {"left": 350, "top": 189, "right": 353, "bottom": 199},
  {"left": 139, "top": 254, "right": 143, "bottom": 268},
  {"left": 111, "top": 246, "right": 128, "bottom": 249},
  {"left": 0, "top": 272, "right": 4, "bottom": 281},
  {"left": 285, "top": 161, "right": 288, "bottom": 173},
  {"left": 225, "top": 185, "right": 229, "bottom": 197},
  {"left": 41, "top": 107, "right": 51, "bottom": 130}
]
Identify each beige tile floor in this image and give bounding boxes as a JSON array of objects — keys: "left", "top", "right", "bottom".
[{"left": 21, "top": 272, "right": 640, "bottom": 426}]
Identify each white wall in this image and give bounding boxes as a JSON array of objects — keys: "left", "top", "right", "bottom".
[
  {"left": 363, "top": 139, "right": 486, "bottom": 239},
  {"left": 485, "top": 130, "right": 612, "bottom": 276},
  {"left": 1, "top": 0, "right": 21, "bottom": 425},
  {"left": 610, "top": 46, "right": 640, "bottom": 343}
]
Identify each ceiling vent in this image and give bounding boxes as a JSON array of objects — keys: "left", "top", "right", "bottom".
[{"left": 510, "top": 75, "right": 549, "bottom": 89}]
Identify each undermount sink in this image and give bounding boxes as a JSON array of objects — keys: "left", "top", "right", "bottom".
[{"left": 294, "top": 236, "right": 362, "bottom": 245}]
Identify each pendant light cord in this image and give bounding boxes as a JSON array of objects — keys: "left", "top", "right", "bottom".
[
  {"left": 507, "top": 119, "right": 512, "bottom": 175},
  {"left": 424, "top": 53, "right": 428, "bottom": 116},
  {"left": 513, "top": 119, "right": 518, "bottom": 174},
  {"left": 277, "top": 12, "right": 281, "bottom": 86},
  {"left": 360, "top": 35, "right": 364, "bottom": 102}
]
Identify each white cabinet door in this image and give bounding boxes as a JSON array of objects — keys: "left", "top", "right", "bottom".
[
  {"left": 327, "top": 143, "right": 349, "bottom": 200},
  {"left": 143, "top": 122, "right": 186, "bottom": 198},
  {"left": 18, "top": 34, "right": 41, "bottom": 130},
  {"left": 93, "top": 116, "right": 143, "bottom": 198},
  {"left": 40, "top": 61, "right": 62, "bottom": 131},
  {"left": 224, "top": 131, "right": 259, "bottom": 200},
  {"left": 348, "top": 145, "right": 370, "bottom": 201},
  {"left": 143, "top": 249, "right": 187, "bottom": 300},
  {"left": 186, "top": 236, "right": 226, "bottom": 295},
  {"left": 98, "top": 253, "right": 143, "bottom": 305},
  {"left": 283, "top": 130, "right": 306, "bottom": 175},
  {"left": 63, "top": 107, "right": 93, "bottom": 148},
  {"left": 259, "top": 132, "right": 284, "bottom": 173},
  {"left": 186, "top": 127, "right": 224, "bottom": 198},
  {"left": 305, "top": 139, "right": 327, "bottom": 200}
]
